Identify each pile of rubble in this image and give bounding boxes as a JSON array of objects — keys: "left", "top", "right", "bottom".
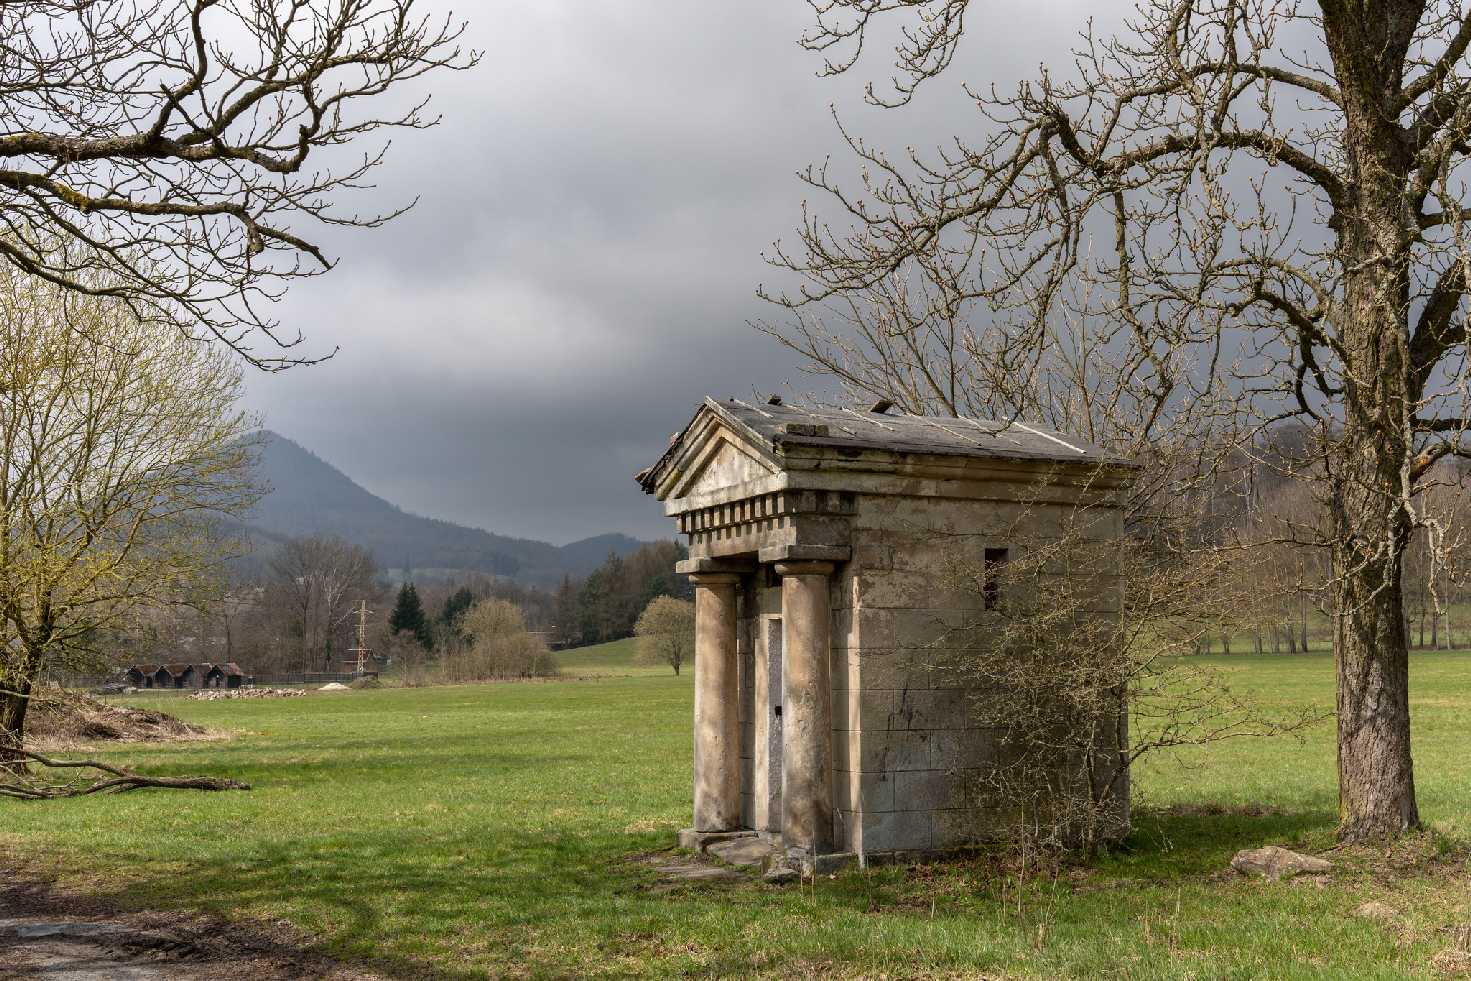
[
  {"left": 190, "top": 687, "right": 307, "bottom": 701},
  {"left": 28, "top": 689, "right": 210, "bottom": 747}
]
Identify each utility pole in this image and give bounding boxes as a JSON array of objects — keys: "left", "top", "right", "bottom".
[{"left": 347, "top": 600, "right": 372, "bottom": 676}]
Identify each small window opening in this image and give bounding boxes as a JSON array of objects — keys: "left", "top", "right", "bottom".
[{"left": 983, "top": 547, "right": 1009, "bottom": 610}]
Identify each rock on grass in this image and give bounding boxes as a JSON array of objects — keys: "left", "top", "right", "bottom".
[
  {"left": 1230, "top": 845, "right": 1332, "bottom": 881},
  {"left": 1351, "top": 901, "right": 1399, "bottom": 925}
]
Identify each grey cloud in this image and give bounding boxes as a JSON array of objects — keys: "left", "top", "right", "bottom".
[{"left": 245, "top": 0, "right": 1121, "bottom": 545}]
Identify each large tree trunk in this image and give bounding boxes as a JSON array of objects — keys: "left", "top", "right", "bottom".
[
  {"left": 0, "top": 675, "right": 34, "bottom": 773},
  {"left": 1330, "top": 262, "right": 1422, "bottom": 840},
  {"left": 1321, "top": 3, "right": 1423, "bottom": 843},
  {"left": 1329, "top": 200, "right": 1421, "bottom": 842},
  {"left": 1331, "top": 509, "right": 1419, "bottom": 841}
]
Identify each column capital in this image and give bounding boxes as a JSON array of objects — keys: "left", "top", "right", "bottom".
[
  {"left": 773, "top": 560, "right": 835, "bottom": 578},
  {"left": 688, "top": 571, "right": 743, "bottom": 587},
  {"left": 676, "top": 556, "right": 755, "bottom": 577},
  {"left": 758, "top": 544, "right": 850, "bottom": 566}
]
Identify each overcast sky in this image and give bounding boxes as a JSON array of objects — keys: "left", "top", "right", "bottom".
[{"left": 243, "top": 0, "right": 1103, "bottom": 545}]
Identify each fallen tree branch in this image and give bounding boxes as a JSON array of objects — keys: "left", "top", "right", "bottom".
[{"left": 0, "top": 751, "right": 249, "bottom": 799}]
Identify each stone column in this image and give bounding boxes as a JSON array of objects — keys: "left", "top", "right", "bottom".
[
  {"left": 690, "top": 572, "right": 742, "bottom": 832},
  {"left": 775, "top": 560, "right": 836, "bottom": 855}
]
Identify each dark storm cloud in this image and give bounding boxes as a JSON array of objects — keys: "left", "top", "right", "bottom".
[{"left": 245, "top": 0, "right": 1102, "bottom": 545}]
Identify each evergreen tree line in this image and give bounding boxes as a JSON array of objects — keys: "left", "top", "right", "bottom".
[
  {"left": 551, "top": 541, "right": 690, "bottom": 647},
  {"left": 386, "top": 541, "right": 689, "bottom": 653}
]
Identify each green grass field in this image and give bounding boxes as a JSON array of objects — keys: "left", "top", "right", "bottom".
[
  {"left": 2, "top": 645, "right": 1469, "bottom": 978},
  {"left": 553, "top": 636, "right": 672, "bottom": 678}
]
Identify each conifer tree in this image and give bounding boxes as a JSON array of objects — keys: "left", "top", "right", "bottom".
[
  {"left": 389, "top": 583, "right": 431, "bottom": 648},
  {"left": 440, "top": 588, "right": 475, "bottom": 629}
]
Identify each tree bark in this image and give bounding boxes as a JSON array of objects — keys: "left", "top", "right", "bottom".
[
  {"left": 1329, "top": 260, "right": 1422, "bottom": 840},
  {"left": 1321, "top": 1, "right": 1423, "bottom": 843},
  {"left": 1328, "top": 211, "right": 1421, "bottom": 840},
  {"left": 0, "top": 675, "right": 33, "bottom": 773},
  {"left": 1332, "top": 517, "right": 1419, "bottom": 840}
]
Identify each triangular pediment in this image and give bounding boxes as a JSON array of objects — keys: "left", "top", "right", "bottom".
[
  {"left": 669, "top": 428, "right": 778, "bottom": 502},
  {"left": 640, "top": 400, "right": 791, "bottom": 506}
]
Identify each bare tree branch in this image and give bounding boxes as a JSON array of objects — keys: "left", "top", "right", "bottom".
[
  {"left": 0, "top": 0, "right": 479, "bottom": 367},
  {"left": 0, "top": 750, "right": 249, "bottom": 798},
  {"left": 770, "top": 0, "right": 1471, "bottom": 843}
]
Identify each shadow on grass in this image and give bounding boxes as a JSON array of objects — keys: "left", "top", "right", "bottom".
[
  {"left": 81, "top": 742, "right": 590, "bottom": 792},
  {"left": 54, "top": 826, "right": 701, "bottom": 980},
  {"left": 1104, "top": 801, "right": 1338, "bottom": 879},
  {"left": 8, "top": 803, "right": 1350, "bottom": 979}
]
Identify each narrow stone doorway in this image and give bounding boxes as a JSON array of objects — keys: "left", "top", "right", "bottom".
[{"left": 764, "top": 614, "right": 783, "bottom": 831}]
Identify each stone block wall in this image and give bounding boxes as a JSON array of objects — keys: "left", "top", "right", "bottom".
[
  {"left": 833, "top": 490, "right": 1128, "bottom": 857},
  {"left": 726, "top": 485, "right": 1127, "bottom": 858}
]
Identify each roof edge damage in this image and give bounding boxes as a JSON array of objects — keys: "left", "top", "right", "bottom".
[{"left": 637, "top": 397, "right": 1134, "bottom": 500}]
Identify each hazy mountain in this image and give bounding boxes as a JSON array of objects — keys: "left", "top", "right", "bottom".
[{"left": 240, "top": 431, "right": 647, "bottom": 584}]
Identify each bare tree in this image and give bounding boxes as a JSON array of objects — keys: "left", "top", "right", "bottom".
[
  {"left": 1403, "top": 466, "right": 1471, "bottom": 648},
  {"left": 633, "top": 595, "right": 695, "bottom": 676},
  {"left": 266, "top": 535, "right": 378, "bottom": 672},
  {"left": 766, "top": 0, "right": 1471, "bottom": 842},
  {"left": 0, "top": 1, "right": 476, "bottom": 366},
  {"left": 933, "top": 488, "right": 1320, "bottom": 857},
  {"left": 0, "top": 265, "right": 258, "bottom": 765},
  {"left": 439, "top": 598, "right": 555, "bottom": 682},
  {"left": 1241, "top": 479, "right": 1331, "bottom": 654}
]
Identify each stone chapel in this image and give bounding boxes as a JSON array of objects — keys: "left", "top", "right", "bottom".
[{"left": 637, "top": 396, "right": 1133, "bottom": 872}]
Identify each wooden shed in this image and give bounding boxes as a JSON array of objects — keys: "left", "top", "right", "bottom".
[
  {"left": 153, "top": 663, "right": 199, "bottom": 689},
  {"left": 204, "top": 662, "right": 246, "bottom": 689}
]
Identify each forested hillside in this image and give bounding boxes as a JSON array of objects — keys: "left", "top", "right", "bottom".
[{"left": 242, "top": 432, "right": 645, "bottom": 584}]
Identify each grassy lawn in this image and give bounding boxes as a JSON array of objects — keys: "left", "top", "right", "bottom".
[
  {"left": 0, "top": 652, "right": 1468, "bottom": 978},
  {"left": 554, "top": 637, "right": 675, "bottom": 678}
]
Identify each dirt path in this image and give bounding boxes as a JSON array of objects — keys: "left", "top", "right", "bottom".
[{"left": 0, "top": 879, "right": 388, "bottom": 980}]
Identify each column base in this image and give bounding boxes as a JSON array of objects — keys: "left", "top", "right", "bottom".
[
  {"left": 677, "top": 828, "right": 757, "bottom": 853},
  {"left": 784, "top": 847, "right": 859, "bottom": 876}
]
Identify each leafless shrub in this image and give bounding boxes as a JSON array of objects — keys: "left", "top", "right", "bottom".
[
  {"left": 433, "top": 599, "right": 556, "bottom": 682},
  {"left": 930, "top": 478, "right": 1324, "bottom": 858},
  {"left": 634, "top": 596, "right": 696, "bottom": 676}
]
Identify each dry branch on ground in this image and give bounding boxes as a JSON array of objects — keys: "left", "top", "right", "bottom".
[{"left": 0, "top": 751, "right": 248, "bottom": 800}]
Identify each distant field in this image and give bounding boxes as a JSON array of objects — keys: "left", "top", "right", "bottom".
[
  {"left": 554, "top": 637, "right": 674, "bottom": 678},
  {"left": 1, "top": 653, "right": 1468, "bottom": 978},
  {"left": 1206, "top": 602, "right": 1471, "bottom": 656}
]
